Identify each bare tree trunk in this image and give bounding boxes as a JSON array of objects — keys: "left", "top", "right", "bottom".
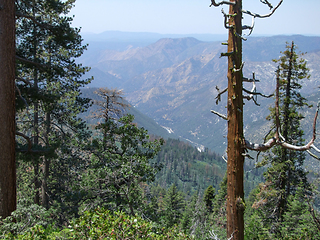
[
  {"left": 0, "top": 0, "right": 16, "bottom": 218},
  {"left": 226, "top": 1, "right": 244, "bottom": 239},
  {"left": 211, "top": 1, "right": 283, "bottom": 239}
]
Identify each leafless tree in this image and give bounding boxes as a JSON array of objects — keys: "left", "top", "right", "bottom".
[
  {"left": 209, "top": 1, "right": 283, "bottom": 239},
  {"left": 91, "top": 88, "right": 130, "bottom": 150},
  {"left": 92, "top": 88, "right": 129, "bottom": 123}
]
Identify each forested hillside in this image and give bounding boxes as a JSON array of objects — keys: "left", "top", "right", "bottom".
[
  {"left": 2, "top": 0, "right": 320, "bottom": 239},
  {"left": 153, "top": 139, "right": 225, "bottom": 194}
]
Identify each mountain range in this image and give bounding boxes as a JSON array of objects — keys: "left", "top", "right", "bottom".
[{"left": 79, "top": 32, "right": 320, "bottom": 154}]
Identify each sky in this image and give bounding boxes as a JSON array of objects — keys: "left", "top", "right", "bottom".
[{"left": 69, "top": 0, "right": 320, "bottom": 36}]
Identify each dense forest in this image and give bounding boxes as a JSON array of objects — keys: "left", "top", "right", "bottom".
[{"left": 1, "top": 0, "right": 320, "bottom": 239}]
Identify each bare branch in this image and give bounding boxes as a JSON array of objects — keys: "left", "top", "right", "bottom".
[
  {"left": 222, "top": 154, "right": 228, "bottom": 163},
  {"left": 211, "top": 110, "right": 228, "bottom": 120},
  {"left": 220, "top": 51, "right": 234, "bottom": 58},
  {"left": 311, "top": 144, "right": 320, "bottom": 153},
  {"left": 234, "top": 31, "right": 248, "bottom": 41},
  {"left": 209, "top": 0, "right": 236, "bottom": 7},
  {"left": 242, "top": 0, "right": 283, "bottom": 18},
  {"left": 244, "top": 69, "right": 320, "bottom": 159},
  {"left": 244, "top": 137, "right": 277, "bottom": 151},
  {"left": 243, "top": 76, "right": 260, "bottom": 82},
  {"left": 215, "top": 86, "right": 228, "bottom": 104},
  {"left": 16, "top": 132, "right": 51, "bottom": 154},
  {"left": 243, "top": 95, "right": 261, "bottom": 106},
  {"left": 242, "top": 16, "right": 255, "bottom": 37},
  {"left": 260, "top": 0, "right": 273, "bottom": 10},
  {"left": 242, "top": 88, "right": 273, "bottom": 98},
  {"left": 221, "top": 8, "right": 234, "bottom": 29},
  {"left": 232, "top": 62, "right": 245, "bottom": 73},
  {"left": 243, "top": 73, "right": 273, "bottom": 105},
  {"left": 242, "top": 153, "right": 254, "bottom": 159},
  {"left": 16, "top": 131, "right": 32, "bottom": 152}
]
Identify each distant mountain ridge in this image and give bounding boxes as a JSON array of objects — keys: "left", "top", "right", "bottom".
[
  {"left": 79, "top": 34, "right": 320, "bottom": 153},
  {"left": 82, "top": 30, "right": 228, "bottom": 43}
]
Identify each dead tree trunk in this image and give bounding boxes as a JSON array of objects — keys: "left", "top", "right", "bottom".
[
  {"left": 0, "top": 0, "right": 16, "bottom": 218},
  {"left": 210, "top": 1, "right": 284, "bottom": 238},
  {"left": 226, "top": 1, "right": 245, "bottom": 239}
]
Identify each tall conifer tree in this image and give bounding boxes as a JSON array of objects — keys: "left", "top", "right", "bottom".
[
  {"left": 15, "top": 0, "right": 91, "bottom": 217},
  {"left": 255, "top": 42, "right": 311, "bottom": 237}
]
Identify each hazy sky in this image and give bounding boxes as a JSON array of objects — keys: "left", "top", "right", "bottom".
[{"left": 70, "top": 0, "right": 320, "bottom": 36}]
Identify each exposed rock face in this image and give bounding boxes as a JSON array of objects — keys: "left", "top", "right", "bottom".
[{"left": 81, "top": 35, "right": 320, "bottom": 153}]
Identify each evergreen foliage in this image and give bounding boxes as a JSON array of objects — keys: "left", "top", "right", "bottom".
[
  {"left": 153, "top": 138, "right": 226, "bottom": 196},
  {"left": 249, "top": 42, "right": 315, "bottom": 238},
  {"left": 14, "top": 0, "right": 92, "bottom": 225},
  {"left": 1, "top": 0, "right": 319, "bottom": 236},
  {"left": 203, "top": 185, "right": 215, "bottom": 213},
  {"left": 82, "top": 114, "right": 164, "bottom": 215},
  {"left": 162, "top": 184, "right": 185, "bottom": 228}
]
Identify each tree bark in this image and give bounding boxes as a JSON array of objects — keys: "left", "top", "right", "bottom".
[
  {"left": 41, "top": 157, "right": 49, "bottom": 209},
  {"left": 0, "top": 0, "right": 16, "bottom": 218},
  {"left": 32, "top": 0, "right": 41, "bottom": 205},
  {"left": 226, "top": 0, "right": 244, "bottom": 239},
  {"left": 41, "top": 112, "right": 50, "bottom": 209}
]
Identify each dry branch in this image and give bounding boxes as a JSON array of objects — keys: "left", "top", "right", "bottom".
[
  {"left": 215, "top": 86, "right": 228, "bottom": 104},
  {"left": 16, "top": 131, "right": 32, "bottom": 152},
  {"left": 260, "top": 0, "right": 273, "bottom": 9},
  {"left": 242, "top": 0, "right": 283, "bottom": 18},
  {"left": 244, "top": 71, "right": 320, "bottom": 159},
  {"left": 221, "top": 9, "right": 234, "bottom": 29},
  {"left": 210, "top": 0, "right": 235, "bottom": 7},
  {"left": 242, "top": 88, "right": 273, "bottom": 98},
  {"left": 211, "top": 110, "right": 228, "bottom": 120}
]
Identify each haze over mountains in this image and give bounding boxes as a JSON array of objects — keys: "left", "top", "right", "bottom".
[{"left": 80, "top": 31, "right": 320, "bottom": 154}]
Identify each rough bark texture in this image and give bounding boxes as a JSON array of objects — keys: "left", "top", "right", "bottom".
[
  {"left": 42, "top": 112, "right": 51, "bottom": 209},
  {"left": 226, "top": 0, "right": 244, "bottom": 239},
  {"left": 0, "top": 0, "right": 16, "bottom": 218}
]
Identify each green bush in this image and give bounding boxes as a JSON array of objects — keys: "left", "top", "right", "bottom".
[
  {"left": 4, "top": 208, "right": 191, "bottom": 239},
  {"left": 0, "top": 200, "right": 55, "bottom": 238}
]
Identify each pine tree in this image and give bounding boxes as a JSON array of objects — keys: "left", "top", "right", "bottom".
[
  {"left": 15, "top": 0, "right": 92, "bottom": 220},
  {"left": 203, "top": 185, "right": 215, "bottom": 213},
  {"left": 163, "top": 184, "right": 185, "bottom": 228},
  {"left": 281, "top": 183, "right": 320, "bottom": 238},
  {"left": 181, "top": 195, "right": 195, "bottom": 233},
  {"left": 83, "top": 89, "right": 163, "bottom": 215},
  {"left": 255, "top": 42, "right": 311, "bottom": 237}
]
